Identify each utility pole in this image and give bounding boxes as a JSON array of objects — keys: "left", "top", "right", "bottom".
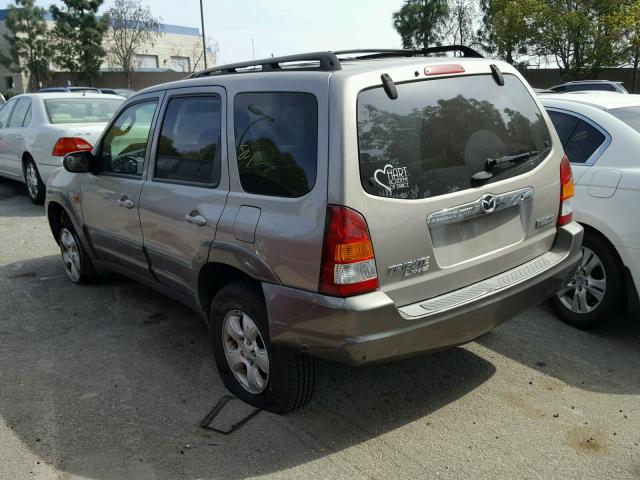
[{"left": 200, "top": 0, "right": 208, "bottom": 69}]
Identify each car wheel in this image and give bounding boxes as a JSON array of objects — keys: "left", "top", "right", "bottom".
[
  {"left": 58, "top": 218, "right": 97, "bottom": 284},
  {"left": 24, "top": 158, "right": 45, "bottom": 205},
  {"left": 551, "top": 232, "right": 624, "bottom": 329},
  {"left": 210, "top": 281, "right": 315, "bottom": 413}
]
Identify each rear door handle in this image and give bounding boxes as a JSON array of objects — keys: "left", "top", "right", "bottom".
[
  {"left": 117, "top": 195, "right": 134, "bottom": 209},
  {"left": 185, "top": 210, "right": 207, "bottom": 226}
]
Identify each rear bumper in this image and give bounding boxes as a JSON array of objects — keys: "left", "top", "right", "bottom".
[{"left": 264, "top": 223, "right": 583, "bottom": 365}]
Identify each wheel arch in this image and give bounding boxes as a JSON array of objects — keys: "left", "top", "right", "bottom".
[
  {"left": 197, "top": 262, "right": 265, "bottom": 319},
  {"left": 47, "top": 201, "right": 66, "bottom": 245},
  {"left": 579, "top": 222, "right": 625, "bottom": 268}
]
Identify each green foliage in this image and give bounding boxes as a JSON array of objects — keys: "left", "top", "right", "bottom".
[
  {"left": 392, "top": 0, "right": 450, "bottom": 50},
  {"left": 490, "top": 0, "right": 541, "bottom": 66},
  {"left": 0, "top": 0, "right": 50, "bottom": 91},
  {"left": 50, "top": 0, "right": 110, "bottom": 85}
]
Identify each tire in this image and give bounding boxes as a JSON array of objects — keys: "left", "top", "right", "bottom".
[
  {"left": 24, "top": 158, "right": 45, "bottom": 205},
  {"left": 551, "top": 231, "right": 624, "bottom": 329},
  {"left": 209, "top": 281, "right": 315, "bottom": 413},
  {"left": 58, "top": 215, "right": 98, "bottom": 284}
]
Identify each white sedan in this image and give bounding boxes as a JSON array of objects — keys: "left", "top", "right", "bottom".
[
  {"left": 540, "top": 92, "right": 640, "bottom": 328},
  {"left": 0, "top": 93, "right": 124, "bottom": 204}
]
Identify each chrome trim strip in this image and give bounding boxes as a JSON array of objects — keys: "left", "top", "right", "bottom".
[
  {"left": 426, "top": 187, "right": 534, "bottom": 227},
  {"left": 399, "top": 250, "right": 564, "bottom": 318}
]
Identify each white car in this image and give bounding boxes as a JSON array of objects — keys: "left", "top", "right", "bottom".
[
  {"left": 0, "top": 93, "right": 124, "bottom": 204},
  {"left": 540, "top": 92, "right": 640, "bottom": 328}
]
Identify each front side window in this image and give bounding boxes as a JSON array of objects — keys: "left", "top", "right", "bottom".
[
  {"left": 98, "top": 100, "right": 158, "bottom": 176},
  {"left": 155, "top": 95, "right": 221, "bottom": 185},
  {"left": 0, "top": 101, "right": 16, "bottom": 129},
  {"left": 357, "top": 74, "right": 551, "bottom": 199},
  {"left": 8, "top": 98, "right": 31, "bottom": 127},
  {"left": 234, "top": 92, "right": 318, "bottom": 197}
]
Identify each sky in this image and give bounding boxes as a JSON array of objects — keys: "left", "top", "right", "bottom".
[{"left": 0, "top": 0, "right": 407, "bottom": 65}]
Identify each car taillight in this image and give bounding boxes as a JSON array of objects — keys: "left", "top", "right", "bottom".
[
  {"left": 52, "top": 137, "right": 93, "bottom": 156},
  {"left": 319, "top": 205, "right": 378, "bottom": 297},
  {"left": 558, "top": 154, "right": 574, "bottom": 226}
]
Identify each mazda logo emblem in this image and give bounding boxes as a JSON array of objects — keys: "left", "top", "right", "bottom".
[{"left": 481, "top": 194, "right": 496, "bottom": 213}]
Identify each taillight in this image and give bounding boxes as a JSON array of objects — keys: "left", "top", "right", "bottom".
[
  {"left": 319, "top": 205, "right": 378, "bottom": 297},
  {"left": 558, "top": 154, "right": 574, "bottom": 226},
  {"left": 424, "top": 64, "right": 465, "bottom": 76},
  {"left": 52, "top": 137, "right": 93, "bottom": 156}
]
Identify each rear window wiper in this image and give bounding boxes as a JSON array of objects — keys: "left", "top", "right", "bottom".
[
  {"left": 485, "top": 150, "right": 540, "bottom": 170},
  {"left": 471, "top": 148, "right": 549, "bottom": 187}
]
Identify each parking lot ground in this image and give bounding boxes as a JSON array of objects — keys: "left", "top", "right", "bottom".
[{"left": 1, "top": 177, "right": 640, "bottom": 480}]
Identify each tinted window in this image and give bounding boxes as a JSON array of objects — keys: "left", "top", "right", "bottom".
[
  {"left": 99, "top": 100, "right": 157, "bottom": 176},
  {"left": 609, "top": 106, "right": 640, "bottom": 134},
  {"left": 45, "top": 98, "right": 123, "bottom": 124},
  {"left": 357, "top": 74, "right": 551, "bottom": 199},
  {"left": 564, "top": 120, "right": 606, "bottom": 164},
  {"left": 234, "top": 92, "right": 318, "bottom": 197},
  {"left": 155, "top": 95, "right": 221, "bottom": 185},
  {"left": 22, "top": 104, "right": 31, "bottom": 126},
  {"left": 8, "top": 99, "right": 31, "bottom": 127},
  {"left": 548, "top": 111, "right": 580, "bottom": 145},
  {"left": 0, "top": 101, "right": 16, "bottom": 129}
]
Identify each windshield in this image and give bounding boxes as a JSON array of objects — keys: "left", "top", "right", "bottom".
[
  {"left": 45, "top": 98, "right": 123, "bottom": 124},
  {"left": 357, "top": 74, "right": 552, "bottom": 199},
  {"left": 609, "top": 106, "right": 640, "bottom": 134}
]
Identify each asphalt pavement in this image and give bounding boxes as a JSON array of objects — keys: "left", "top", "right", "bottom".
[{"left": 1, "top": 177, "right": 639, "bottom": 480}]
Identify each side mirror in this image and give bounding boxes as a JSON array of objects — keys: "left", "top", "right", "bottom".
[{"left": 63, "top": 150, "right": 93, "bottom": 173}]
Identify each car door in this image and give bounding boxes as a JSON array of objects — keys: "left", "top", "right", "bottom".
[
  {"left": 0, "top": 100, "right": 17, "bottom": 177},
  {"left": 3, "top": 97, "right": 32, "bottom": 177},
  {"left": 138, "top": 87, "right": 228, "bottom": 299},
  {"left": 80, "top": 93, "right": 163, "bottom": 279}
]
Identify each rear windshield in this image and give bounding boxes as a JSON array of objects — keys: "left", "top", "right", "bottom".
[
  {"left": 357, "top": 74, "right": 552, "bottom": 199},
  {"left": 45, "top": 98, "right": 123, "bottom": 124},
  {"left": 609, "top": 106, "right": 640, "bottom": 134}
]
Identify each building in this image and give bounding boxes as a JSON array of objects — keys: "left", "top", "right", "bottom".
[{"left": 0, "top": 9, "right": 215, "bottom": 92}]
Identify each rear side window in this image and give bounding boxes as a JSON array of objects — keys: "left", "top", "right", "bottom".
[
  {"left": 234, "top": 92, "right": 318, "bottom": 197},
  {"left": 563, "top": 119, "right": 606, "bottom": 164},
  {"left": 357, "top": 74, "right": 551, "bottom": 199},
  {"left": 8, "top": 98, "right": 31, "bottom": 127},
  {"left": 548, "top": 111, "right": 579, "bottom": 145},
  {"left": 155, "top": 95, "right": 221, "bottom": 185}
]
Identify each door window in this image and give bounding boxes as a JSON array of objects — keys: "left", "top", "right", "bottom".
[
  {"left": 8, "top": 99, "right": 31, "bottom": 128},
  {"left": 155, "top": 95, "right": 222, "bottom": 185},
  {"left": 548, "top": 111, "right": 606, "bottom": 164},
  {"left": 234, "top": 92, "right": 318, "bottom": 198},
  {"left": 98, "top": 100, "right": 158, "bottom": 176},
  {"left": 0, "top": 101, "right": 16, "bottom": 129}
]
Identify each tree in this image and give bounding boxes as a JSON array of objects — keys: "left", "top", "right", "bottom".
[
  {"left": 445, "top": 0, "right": 479, "bottom": 50},
  {"left": 393, "top": 0, "right": 450, "bottom": 50},
  {"left": 489, "top": 0, "right": 541, "bottom": 66},
  {"left": 0, "top": 0, "right": 50, "bottom": 91},
  {"left": 104, "top": 0, "right": 161, "bottom": 88},
  {"left": 50, "top": 0, "right": 110, "bottom": 85}
]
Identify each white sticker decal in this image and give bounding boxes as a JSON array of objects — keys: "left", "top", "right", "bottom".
[{"left": 374, "top": 164, "right": 409, "bottom": 194}]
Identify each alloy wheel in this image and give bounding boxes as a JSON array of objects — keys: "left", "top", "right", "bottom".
[
  {"left": 556, "top": 246, "right": 606, "bottom": 314},
  {"left": 222, "top": 309, "right": 270, "bottom": 394},
  {"left": 26, "top": 162, "right": 39, "bottom": 200},
  {"left": 60, "top": 227, "right": 82, "bottom": 282}
]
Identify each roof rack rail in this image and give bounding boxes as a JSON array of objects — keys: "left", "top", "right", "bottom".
[
  {"left": 187, "top": 45, "right": 483, "bottom": 78},
  {"left": 187, "top": 51, "right": 342, "bottom": 78},
  {"left": 334, "top": 45, "right": 484, "bottom": 59}
]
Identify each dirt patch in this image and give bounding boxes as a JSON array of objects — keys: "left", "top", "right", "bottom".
[{"left": 566, "top": 426, "right": 608, "bottom": 456}]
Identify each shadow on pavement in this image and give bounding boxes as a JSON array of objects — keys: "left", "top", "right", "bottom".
[
  {"left": 478, "top": 301, "right": 640, "bottom": 395},
  {"left": 0, "top": 177, "right": 45, "bottom": 218},
  {"left": 0, "top": 255, "right": 496, "bottom": 480}
]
